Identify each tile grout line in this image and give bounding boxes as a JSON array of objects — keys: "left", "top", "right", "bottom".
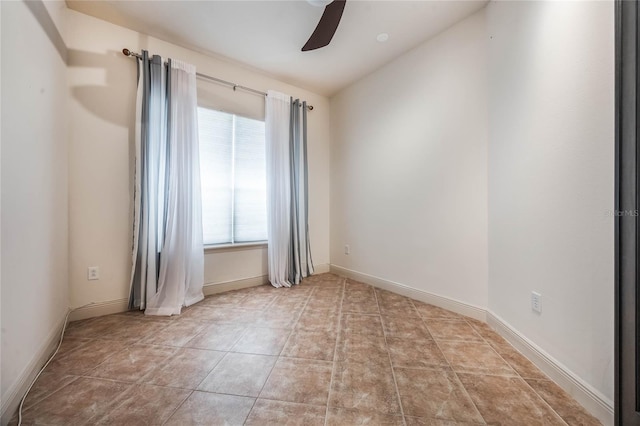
[
  {"left": 42, "top": 337, "right": 95, "bottom": 363},
  {"left": 228, "top": 326, "right": 254, "bottom": 353},
  {"left": 463, "top": 318, "right": 571, "bottom": 426},
  {"left": 63, "top": 340, "right": 156, "bottom": 389},
  {"left": 18, "top": 275, "right": 585, "bottom": 426},
  {"left": 160, "top": 389, "right": 195, "bottom": 426},
  {"left": 135, "top": 344, "right": 205, "bottom": 387},
  {"left": 244, "top": 280, "right": 316, "bottom": 425},
  {"left": 463, "top": 318, "right": 518, "bottom": 369},
  {"left": 73, "top": 364, "right": 224, "bottom": 393},
  {"left": 375, "top": 288, "right": 408, "bottom": 426},
  {"left": 410, "top": 298, "right": 488, "bottom": 425},
  {"left": 517, "top": 380, "right": 571, "bottom": 426},
  {"left": 74, "top": 343, "right": 182, "bottom": 421},
  {"left": 195, "top": 351, "right": 237, "bottom": 394},
  {"left": 80, "top": 380, "right": 143, "bottom": 425},
  {"left": 15, "top": 375, "right": 82, "bottom": 423},
  {"left": 18, "top": 375, "right": 82, "bottom": 414},
  {"left": 14, "top": 278, "right": 319, "bottom": 425},
  {"left": 162, "top": 290, "right": 275, "bottom": 425},
  {"left": 224, "top": 322, "right": 252, "bottom": 351},
  {"left": 323, "top": 277, "right": 346, "bottom": 426},
  {"left": 278, "top": 281, "right": 316, "bottom": 349}
]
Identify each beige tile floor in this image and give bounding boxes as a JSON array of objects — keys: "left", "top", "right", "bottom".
[{"left": 12, "top": 273, "right": 601, "bottom": 425}]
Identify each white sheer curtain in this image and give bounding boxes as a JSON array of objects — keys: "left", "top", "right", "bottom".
[
  {"left": 130, "top": 53, "right": 204, "bottom": 315},
  {"left": 265, "top": 91, "right": 292, "bottom": 288}
]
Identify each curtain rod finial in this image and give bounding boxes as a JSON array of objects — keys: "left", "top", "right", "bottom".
[{"left": 122, "top": 48, "right": 131, "bottom": 57}]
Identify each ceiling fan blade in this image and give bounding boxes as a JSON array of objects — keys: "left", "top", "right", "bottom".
[{"left": 302, "top": 0, "right": 346, "bottom": 52}]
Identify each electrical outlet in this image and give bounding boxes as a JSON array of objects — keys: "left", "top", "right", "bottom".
[
  {"left": 344, "top": 245, "right": 350, "bottom": 255},
  {"left": 531, "top": 291, "right": 542, "bottom": 313},
  {"left": 87, "top": 266, "right": 100, "bottom": 281}
]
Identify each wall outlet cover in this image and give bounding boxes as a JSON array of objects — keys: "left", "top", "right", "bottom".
[
  {"left": 531, "top": 291, "right": 542, "bottom": 313},
  {"left": 87, "top": 266, "right": 100, "bottom": 281}
]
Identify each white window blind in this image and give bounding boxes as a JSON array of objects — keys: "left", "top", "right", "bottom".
[{"left": 198, "top": 108, "right": 267, "bottom": 245}]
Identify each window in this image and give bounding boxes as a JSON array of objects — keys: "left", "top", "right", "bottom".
[{"left": 198, "top": 107, "right": 267, "bottom": 245}]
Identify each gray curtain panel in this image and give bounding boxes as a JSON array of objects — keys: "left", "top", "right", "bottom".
[
  {"left": 288, "top": 99, "right": 314, "bottom": 284},
  {"left": 129, "top": 51, "right": 204, "bottom": 314},
  {"left": 130, "top": 51, "right": 167, "bottom": 310}
]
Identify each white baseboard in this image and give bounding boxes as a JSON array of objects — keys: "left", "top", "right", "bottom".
[
  {"left": 313, "top": 263, "right": 331, "bottom": 274},
  {"left": 69, "top": 264, "right": 332, "bottom": 322},
  {"left": 1, "top": 310, "right": 68, "bottom": 426},
  {"left": 203, "top": 264, "right": 331, "bottom": 295},
  {"left": 486, "top": 311, "right": 614, "bottom": 426},
  {"left": 203, "top": 274, "right": 269, "bottom": 296},
  {"left": 68, "top": 298, "right": 129, "bottom": 322},
  {"left": 67, "top": 277, "right": 269, "bottom": 322},
  {"left": 329, "top": 264, "right": 612, "bottom": 426},
  {"left": 329, "top": 264, "right": 486, "bottom": 321}
]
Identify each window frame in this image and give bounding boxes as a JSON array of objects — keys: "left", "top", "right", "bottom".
[
  {"left": 197, "top": 106, "right": 268, "bottom": 248},
  {"left": 204, "top": 241, "right": 268, "bottom": 252}
]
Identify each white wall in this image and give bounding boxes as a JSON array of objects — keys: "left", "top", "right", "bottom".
[
  {"left": 330, "top": 0, "right": 614, "bottom": 413},
  {"left": 65, "top": 9, "right": 331, "bottom": 310},
  {"left": 0, "top": 1, "right": 614, "bottom": 422},
  {"left": 330, "top": 11, "right": 489, "bottom": 308},
  {"left": 486, "top": 0, "right": 614, "bottom": 404},
  {"left": 1, "top": 0, "right": 69, "bottom": 420}
]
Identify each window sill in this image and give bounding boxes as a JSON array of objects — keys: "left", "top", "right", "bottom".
[{"left": 204, "top": 241, "right": 268, "bottom": 253}]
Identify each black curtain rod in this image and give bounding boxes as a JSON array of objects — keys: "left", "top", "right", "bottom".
[{"left": 122, "top": 48, "right": 313, "bottom": 111}]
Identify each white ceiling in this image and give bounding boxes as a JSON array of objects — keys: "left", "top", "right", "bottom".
[{"left": 66, "top": 0, "right": 488, "bottom": 96}]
